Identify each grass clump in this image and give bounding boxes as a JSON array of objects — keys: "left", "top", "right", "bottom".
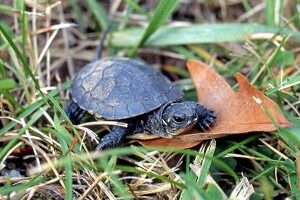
[{"left": 0, "top": 0, "right": 300, "bottom": 199}]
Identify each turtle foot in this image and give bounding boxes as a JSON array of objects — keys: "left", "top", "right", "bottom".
[
  {"left": 65, "top": 101, "right": 86, "bottom": 125},
  {"left": 96, "top": 125, "right": 128, "bottom": 150},
  {"left": 198, "top": 109, "right": 216, "bottom": 131}
]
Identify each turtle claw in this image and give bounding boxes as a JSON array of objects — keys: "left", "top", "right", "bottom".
[
  {"left": 95, "top": 143, "right": 105, "bottom": 151},
  {"left": 199, "top": 125, "right": 205, "bottom": 131},
  {"left": 95, "top": 138, "right": 110, "bottom": 151},
  {"left": 206, "top": 122, "right": 212, "bottom": 130},
  {"left": 203, "top": 122, "right": 211, "bottom": 130},
  {"left": 95, "top": 125, "right": 128, "bottom": 151},
  {"left": 95, "top": 135, "right": 116, "bottom": 150},
  {"left": 198, "top": 109, "right": 216, "bottom": 131}
]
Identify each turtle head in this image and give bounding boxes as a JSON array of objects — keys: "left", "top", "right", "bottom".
[
  {"left": 161, "top": 101, "right": 198, "bottom": 136},
  {"left": 144, "top": 101, "right": 216, "bottom": 137},
  {"left": 143, "top": 101, "right": 216, "bottom": 137}
]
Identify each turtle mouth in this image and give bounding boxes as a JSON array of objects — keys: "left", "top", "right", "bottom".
[
  {"left": 170, "top": 128, "right": 187, "bottom": 136},
  {"left": 169, "top": 122, "right": 196, "bottom": 136}
]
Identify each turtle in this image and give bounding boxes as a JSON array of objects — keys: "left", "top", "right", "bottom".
[{"left": 65, "top": 57, "right": 216, "bottom": 150}]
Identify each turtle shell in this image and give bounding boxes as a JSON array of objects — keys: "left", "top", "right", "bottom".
[{"left": 71, "top": 57, "right": 182, "bottom": 120}]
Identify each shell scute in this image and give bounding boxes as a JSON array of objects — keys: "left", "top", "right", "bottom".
[
  {"left": 71, "top": 57, "right": 182, "bottom": 119},
  {"left": 127, "top": 101, "right": 145, "bottom": 116},
  {"left": 90, "top": 78, "right": 116, "bottom": 100},
  {"left": 106, "top": 86, "right": 135, "bottom": 106}
]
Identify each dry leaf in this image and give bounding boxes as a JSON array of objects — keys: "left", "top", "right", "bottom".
[
  {"left": 180, "top": 60, "right": 290, "bottom": 141},
  {"left": 136, "top": 138, "right": 201, "bottom": 149},
  {"left": 139, "top": 60, "right": 290, "bottom": 148}
]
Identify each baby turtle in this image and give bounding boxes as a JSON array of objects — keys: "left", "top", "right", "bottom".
[{"left": 65, "top": 57, "right": 215, "bottom": 150}]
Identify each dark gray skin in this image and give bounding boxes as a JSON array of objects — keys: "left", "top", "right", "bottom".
[{"left": 66, "top": 100, "right": 215, "bottom": 150}]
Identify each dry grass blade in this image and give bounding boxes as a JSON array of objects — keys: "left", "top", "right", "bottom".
[
  {"left": 37, "top": 23, "right": 77, "bottom": 65},
  {"left": 77, "top": 172, "right": 118, "bottom": 200},
  {"left": 229, "top": 176, "right": 255, "bottom": 200},
  {"left": 33, "top": 23, "right": 77, "bottom": 35},
  {"left": 1, "top": 1, "right": 299, "bottom": 199},
  {"left": 78, "top": 121, "right": 128, "bottom": 128},
  {"left": 20, "top": 118, "right": 41, "bottom": 171}
]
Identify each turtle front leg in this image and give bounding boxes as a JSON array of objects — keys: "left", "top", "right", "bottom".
[
  {"left": 65, "top": 101, "right": 86, "bottom": 125},
  {"left": 195, "top": 103, "right": 216, "bottom": 131},
  {"left": 96, "top": 125, "right": 129, "bottom": 150}
]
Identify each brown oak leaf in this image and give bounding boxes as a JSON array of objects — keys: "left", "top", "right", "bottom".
[{"left": 138, "top": 60, "right": 290, "bottom": 148}]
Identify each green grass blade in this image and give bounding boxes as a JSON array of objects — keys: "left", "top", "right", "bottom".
[
  {"left": 53, "top": 114, "right": 73, "bottom": 150},
  {"left": 0, "top": 101, "right": 43, "bottom": 136},
  {"left": 205, "top": 183, "right": 225, "bottom": 200},
  {"left": 0, "top": 4, "right": 17, "bottom": 13},
  {"left": 111, "top": 23, "right": 300, "bottom": 47},
  {"left": 70, "top": 0, "right": 85, "bottom": 31},
  {"left": 128, "top": 0, "right": 179, "bottom": 56},
  {"left": 0, "top": 105, "right": 46, "bottom": 160},
  {"left": 195, "top": 140, "right": 216, "bottom": 186},
  {"left": 216, "top": 135, "right": 260, "bottom": 158},
  {"left": 0, "top": 175, "right": 43, "bottom": 195},
  {"left": 180, "top": 173, "right": 206, "bottom": 199},
  {"left": 85, "top": 0, "right": 108, "bottom": 30},
  {"left": 0, "top": 82, "right": 71, "bottom": 137},
  {"left": 17, "top": 0, "right": 27, "bottom": 57},
  {"left": 0, "top": 60, "right": 5, "bottom": 77},
  {"left": 0, "top": 24, "right": 81, "bottom": 147},
  {"left": 1, "top": 90, "right": 21, "bottom": 108},
  {"left": 0, "top": 23, "right": 39, "bottom": 90},
  {"left": 65, "top": 155, "right": 73, "bottom": 200},
  {"left": 276, "top": 125, "right": 300, "bottom": 152},
  {"left": 124, "top": 0, "right": 150, "bottom": 18},
  {"left": 0, "top": 22, "right": 13, "bottom": 46},
  {"left": 0, "top": 78, "right": 16, "bottom": 90},
  {"left": 51, "top": 114, "right": 74, "bottom": 199},
  {"left": 265, "top": 0, "right": 275, "bottom": 26},
  {"left": 118, "top": 1, "right": 135, "bottom": 30},
  {"left": 114, "top": 165, "right": 184, "bottom": 188}
]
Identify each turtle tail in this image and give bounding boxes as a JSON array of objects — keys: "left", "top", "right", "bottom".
[{"left": 64, "top": 101, "right": 86, "bottom": 125}]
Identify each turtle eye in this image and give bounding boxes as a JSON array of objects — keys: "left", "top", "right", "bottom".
[{"left": 173, "top": 114, "right": 185, "bottom": 123}]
